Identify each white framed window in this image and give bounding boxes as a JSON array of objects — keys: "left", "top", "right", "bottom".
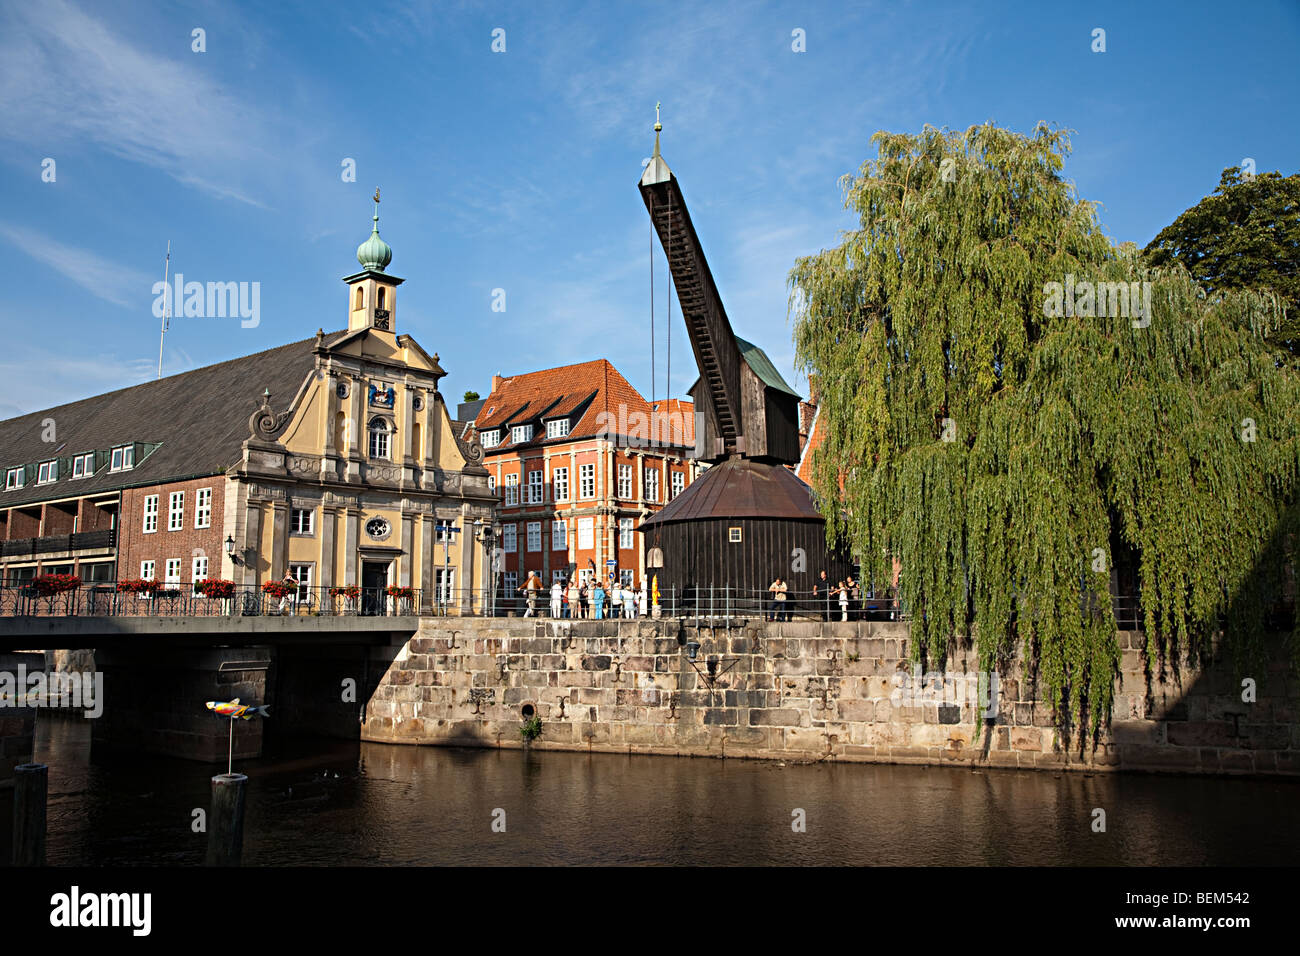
[
  {"left": 368, "top": 418, "right": 391, "bottom": 459},
  {"left": 526, "top": 521, "right": 541, "bottom": 552},
  {"left": 140, "top": 560, "right": 155, "bottom": 580},
  {"left": 552, "top": 569, "right": 567, "bottom": 584},
  {"left": 487, "top": 474, "right": 496, "bottom": 495},
  {"left": 672, "top": 470, "right": 684, "bottom": 499},
  {"left": 290, "top": 563, "right": 312, "bottom": 600},
  {"left": 620, "top": 569, "right": 634, "bottom": 587},
  {"left": 193, "top": 488, "right": 212, "bottom": 528},
  {"left": 511, "top": 424, "right": 533, "bottom": 444},
  {"left": 577, "top": 516, "right": 594, "bottom": 550},
  {"left": 729, "top": 526, "right": 743, "bottom": 543},
  {"left": 578, "top": 568, "right": 595, "bottom": 586},
  {"left": 435, "top": 522, "right": 459, "bottom": 543},
  {"left": 579, "top": 464, "right": 595, "bottom": 499},
  {"left": 291, "top": 508, "right": 314, "bottom": 535},
  {"left": 5, "top": 467, "right": 24, "bottom": 490},
  {"left": 110, "top": 445, "right": 134, "bottom": 471},
  {"left": 480, "top": 429, "right": 500, "bottom": 448},
  {"left": 502, "top": 523, "right": 517, "bottom": 553},
  {"left": 168, "top": 491, "right": 185, "bottom": 531},
  {"left": 143, "top": 494, "right": 159, "bottom": 533},
  {"left": 503, "top": 570, "right": 518, "bottom": 594},
  {"left": 546, "top": 418, "right": 569, "bottom": 439},
  {"left": 619, "top": 517, "right": 634, "bottom": 548},
  {"left": 72, "top": 453, "right": 94, "bottom": 479},
  {"left": 164, "top": 559, "right": 182, "bottom": 586},
  {"left": 552, "top": 466, "right": 569, "bottom": 502},
  {"left": 551, "top": 519, "right": 567, "bottom": 551},
  {"left": 435, "top": 568, "right": 455, "bottom": 605},
  {"left": 37, "top": 460, "right": 58, "bottom": 484},
  {"left": 504, "top": 473, "right": 519, "bottom": 506},
  {"left": 617, "top": 464, "right": 632, "bottom": 499},
  {"left": 644, "top": 467, "right": 660, "bottom": 503},
  {"left": 192, "top": 555, "right": 209, "bottom": 582},
  {"left": 527, "top": 469, "right": 543, "bottom": 504}
]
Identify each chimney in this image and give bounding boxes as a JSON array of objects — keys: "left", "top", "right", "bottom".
[{"left": 491, "top": 373, "right": 503, "bottom": 392}]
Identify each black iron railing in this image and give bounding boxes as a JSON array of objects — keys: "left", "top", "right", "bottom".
[
  {"left": 0, "top": 528, "right": 117, "bottom": 557},
  {"left": 0, "top": 583, "right": 420, "bottom": 618}
]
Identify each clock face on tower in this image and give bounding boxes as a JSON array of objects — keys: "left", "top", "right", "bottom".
[{"left": 365, "top": 517, "right": 391, "bottom": 541}]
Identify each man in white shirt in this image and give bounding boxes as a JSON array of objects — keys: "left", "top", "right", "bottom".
[{"left": 549, "top": 580, "right": 563, "bottom": 618}]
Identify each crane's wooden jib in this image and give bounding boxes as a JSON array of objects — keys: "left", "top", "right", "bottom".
[{"left": 639, "top": 170, "right": 746, "bottom": 460}]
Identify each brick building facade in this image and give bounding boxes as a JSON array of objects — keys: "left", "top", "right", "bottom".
[{"left": 466, "top": 361, "right": 697, "bottom": 605}]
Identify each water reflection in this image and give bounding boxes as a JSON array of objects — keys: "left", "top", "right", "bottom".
[{"left": 2, "top": 714, "right": 1295, "bottom": 866}]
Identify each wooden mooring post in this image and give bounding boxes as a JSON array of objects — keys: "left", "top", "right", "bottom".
[
  {"left": 205, "top": 772, "right": 248, "bottom": 866},
  {"left": 12, "top": 763, "right": 47, "bottom": 866}
]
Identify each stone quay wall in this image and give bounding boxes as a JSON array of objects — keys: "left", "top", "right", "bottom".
[{"left": 360, "top": 618, "right": 1299, "bottom": 777}]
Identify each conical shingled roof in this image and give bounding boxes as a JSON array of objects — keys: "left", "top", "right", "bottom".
[{"left": 640, "top": 456, "right": 823, "bottom": 527}]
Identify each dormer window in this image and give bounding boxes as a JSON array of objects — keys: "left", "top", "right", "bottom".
[
  {"left": 110, "top": 445, "right": 134, "bottom": 472},
  {"left": 37, "top": 461, "right": 58, "bottom": 484},
  {"left": 5, "top": 467, "right": 23, "bottom": 490},
  {"left": 546, "top": 418, "right": 570, "bottom": 439},
  {"left": 72, "top": 453, "right": 94, "bottom": 478},
  {"left": 480, "top": 429, "right": 500, "bottom": 448},
  {"left": 368, "top": 418, "right": 391, "bottom": 459},
  {"left": 511, "top": 424, "right": 533, "bottom": 444}
]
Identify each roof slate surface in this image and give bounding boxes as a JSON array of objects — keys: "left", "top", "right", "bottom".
[
  {"left": 475, "top": 359, "right": 694, "bottom": 452},
  {"left": 641, "top": 456, "right": 822, "bottom": 526},
  {"left": 0, "top": 334, "right": 331, "bottom": 507}
]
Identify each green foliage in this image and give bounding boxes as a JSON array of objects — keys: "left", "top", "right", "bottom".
[
  {"left": 790, "top": 123, "right": 1300, "bottom": 747},
  {"left": 520, "top": 715, "right": 543, "bottom": 742},
  {"left": 463, "top": 390, "right": 481, "bottom": 402},
  {"left": 1144, "top": 167, "right": 1300, "bottom": 356}
]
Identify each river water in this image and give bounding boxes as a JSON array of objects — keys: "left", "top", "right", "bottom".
[{"left": 2, "top": 714, "right": 1296, "bottom": 866}]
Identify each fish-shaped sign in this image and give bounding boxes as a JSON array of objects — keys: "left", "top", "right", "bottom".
[{"left": 205, "top": 698, "right": 270, "bottom": 720}]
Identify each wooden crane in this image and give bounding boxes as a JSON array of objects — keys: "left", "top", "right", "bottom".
[{"left": 638, "top": 116, "right": 802, "bottom": 466}]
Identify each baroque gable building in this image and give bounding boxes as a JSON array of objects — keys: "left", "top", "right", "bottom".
[{"left": 0, "top": 201, "right": 494, "bottom": 613}]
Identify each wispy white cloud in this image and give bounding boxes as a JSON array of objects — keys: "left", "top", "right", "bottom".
[
  {"left": 0, "top": 223, "right": 152, "bottom": 308},
  {"left": 0, "top": 346, "right": 156, "bottom": 416},
  {"left": 0, "top": 0, "right": 283, "bottom": 205}
]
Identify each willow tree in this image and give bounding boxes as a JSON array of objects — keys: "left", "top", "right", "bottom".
[{"left": 790, "top": 123, "right": 1300, "bottom": 745}]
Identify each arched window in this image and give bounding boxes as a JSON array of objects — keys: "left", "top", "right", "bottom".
[
  {"left": 368, "top": 418, "right": 391, "bottom": 459},
  {"left": 354, "top": 287, "right": 364, "bottom": 310},
  {"left": 377, "top": 288, "right": 386, "bottom": 310}
]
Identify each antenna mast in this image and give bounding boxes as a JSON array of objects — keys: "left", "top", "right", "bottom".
[{"left": 157, "top": 241, "right": 171, "bottom": 379}]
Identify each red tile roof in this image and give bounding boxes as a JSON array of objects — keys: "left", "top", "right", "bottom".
[{"left": 474, "top": 359, "right": 694, "bottom": 451}]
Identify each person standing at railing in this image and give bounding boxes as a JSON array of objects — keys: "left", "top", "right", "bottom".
[
  {"left": 846, "top": 575, "right": 861, "bottom": 621},
  {"left": 833, "top": 581, "right": 850, "bottom": 622},
  {"left": 578, "top": 582, "right": 590, "bottom": 619},
  {"left": 768, "top": 577, "right": 788, "bottom": 622},
  {"left": 812, "top": 569, "right": 832, "bottom": 622},
  {"left": 518, "top": 572, "right": 541, "bottom": 617},
  {"left": 591, "top": 581, "right": 606, "bottom": 619},
  {"left": 566, "top": 579, "right": 579, "bottom": 619},
  {"left": 623, "top": 580, "right": 637, "bottom": 619},
  {"left": 610, "top": 581, "right": 623, "bottom": 618},
  {"left": 550, "top": 579, "right": 563, "bottom": 618},
  {"left": 278, "top": 569, "right": 297, "bottom": 615}
]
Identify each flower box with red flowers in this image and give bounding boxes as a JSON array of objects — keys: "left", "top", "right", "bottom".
[
  {"left": 385, "top": 585, "right": 416, "bottom": 600},
  {"left": 117, "top": 579, "right": 159, "bottom": 595},
  {"left": 31, "top": 573, "right": 81, "bottom": 596},
  {"left": 261, "top": 581, "right": 295, "bottom": 599},
  {"left": 194, "top": 579, "right": 236, "bottom": 599},
  {"left": 330, "top": 585, "right": 360, "bottom": 599}
]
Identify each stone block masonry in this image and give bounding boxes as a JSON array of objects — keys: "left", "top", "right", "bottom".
[{"left": 360, "top": 619, "right": 1299, "bottom": 777}]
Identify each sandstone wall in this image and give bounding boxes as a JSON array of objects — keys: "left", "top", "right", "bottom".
[{"left": 360, "top": 619, "right": 1299, "bottom": 776}]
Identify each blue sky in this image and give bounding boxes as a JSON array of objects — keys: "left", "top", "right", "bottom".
[{"left": 0, "top": 0, "right": 1296, "bottom": 420}]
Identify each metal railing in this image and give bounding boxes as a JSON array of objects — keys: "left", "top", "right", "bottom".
[
  {"left": 1, "top": 528, "right": 117, "bottom": 557},
  {"left": 0, "top": 583, "right": 422, "bottom": 618}
]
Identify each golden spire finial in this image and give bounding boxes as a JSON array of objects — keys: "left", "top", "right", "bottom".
[
  {"left": 652, "top": 102, "right": 662, "bottom": 158},
  {"left": 372, "top": 187, "right": 381, "bottom": 223}
]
